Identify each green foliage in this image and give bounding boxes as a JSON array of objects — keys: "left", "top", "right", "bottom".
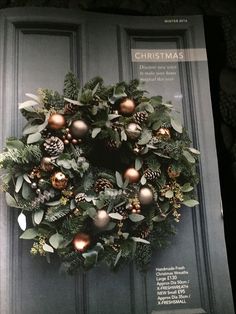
[
  {"left": 45, "top": 205, "right": 71, "bottom": 222},
  {"left": 0, "top": 72, "right": 200, "bottom": 274},
  {"left": 63, "top": 72, "right": 80, "bottom": 100},
  {"left": 38, "top": 88, "right": 64, "bottom": 110}
]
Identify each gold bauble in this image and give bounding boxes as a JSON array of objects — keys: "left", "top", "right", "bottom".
[
  {"left": 124, "top": 168, "right": 140, "bottom": 183},
  {"left": 138, "top": 187, "right": 154, "bottom": 205},
  {"left": 70, "top": 120, "right": 88, "bottom": 138},
  {"left": 155, "top": 127, "right": 171, "bottom": 140},
  {"left": 73, "top": 233, "right": 90, "bottom": 252},
  {"left": 94, "top": 210, "right": 110, "bottom": 228},
  {"left": 125, "top": 123, "right": 142, "bottom": 140},
  {"left": 48, "top": 113, "right": 66, "bottom": 130},
  {"left": 167, "top": 166, "right": 180, "bottom": 179},
  {"left": 40, "top": 157, "right": 54, "bottom": 171},
  {"left": 119, "top": 98, "right": 135, "bottom": 115},
  {"left": 51, "top": 171, "right": 68, "bottom": 190}
]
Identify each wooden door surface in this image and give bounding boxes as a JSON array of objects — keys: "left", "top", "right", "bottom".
[{"left": 0, "top": 8, "right": 234, "bottom": 314}]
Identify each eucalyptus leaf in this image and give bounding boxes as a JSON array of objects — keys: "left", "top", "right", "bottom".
[
  {"left": 19, "top": 100, "right": 38, "bottom": 109},
  {"left": 171, "top": 118, "right": 183, "bottom": 133},
  {"left": 165, "top": 190, "right": 174, "bottom": 198},
  {"left": 49, "top": 233, "right": 64, "bottom": 249},
  {"left": 114, "top": 250, "right": 122, "bottom": 267},
  {"left": 152, "top": 120, "right": 162, "bottom": 130},
  {"left": 131, "top": 237, "right": 150, "bottom": 244},
  {"left": 135, "top": 158, "right": 143, "bottom": 170},
  {"left": 20, "top": 228, "right": 38, "bottom": 239},
  {"left": 115, "top": 171, "right": 123, "bottom": 188},
  {"left": 109, "top": 213, "right": 123, "bottom": 220},
  {"left": 145, "top": 103, "right": 154, "bottom": 113},
  {"left": 87, "top": 207, "right": 97, "bottom": 218},
  {"left": 121, "top": 130, "right": 127, "bottom": 141},
  {"left": 45, "top": 200, "right": 61, "bottom": 206},
  {"left": 23, "top": 174, "right": 31, "bottom": 184},
  {"left": 27, "top": 132, "right": 42, "bottom": 144},
  {"left": 92, "top": 128, "right": 101, "bottom": 138},
  {"left": 17, "top": 212, "right": 27, "bottom": 231},
  {"left": 183, "top": 150, "right": 195, "bottom": 164},
  {"left": 43, "top": 243, "right": 54, "bottom": 253},
  {"left": 183, "top": 199, "right": 199, "bottom": 207},
  {"left": 140, "top": 175, "right": 147, "bottom": 185},
  {"left": 6, "top": 192, "right": 18, "bottom": 207},
  {"left": 33, "top": 210, "right": 44, "bottom": 225},
  {"left": 129, "top": 214, "right": 145, "bottom": 222},
  {"left": 138, "top": 129, "right": 152, "bottom": 145},
  {"left": 15, "top": 175, "right": 24, "bottom": 193},
  {"left": 22, "top": 182, "right": 31, "bottom": 200},
  {"left": 92, "top": 82, "right": 100, "bottom": 96},
  {"left": 25, "top": 93, "right": 41, "bottom": 103},
  {"left": 82, "top": 251, "right": 98, "bottom": 268},
  {"left": 108, "top": 114, "right": 120, "bottom": 120},
  {"left": 152, "top": 215, "right": 166, "bottom": 222},
  {"left": 181, "top": 183, "right": 193, "bottom": 192},
  {"left": 64, "top": 98, "right": 81, "bottom": 106},
  {"left": 188, "top": 147, "right": 200, "bottom": 155}
]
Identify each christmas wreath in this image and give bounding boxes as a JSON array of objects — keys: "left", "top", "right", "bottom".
[{"left": 0, "top": 73, "right": 200, "bottom": 273}]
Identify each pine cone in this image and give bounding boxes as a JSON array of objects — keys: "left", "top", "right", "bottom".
[
  {"left": 106, "top": 139, "right": 120, "bottom": 150},
  {"left": 133, "top": 111, "right": 148, "bottom": 124},
  {"left": 144, "top": 169, "right": 161, "bottom": 181},
  {"left": 64, "top": 102, "right": 78, "bottom": 114},
  {"left": 94, "top": 178, "right": 113, "bottom": 193},
  {"left": 114, "top": 203, "right": 128, "bottom": 219},
  {"left": 43, "top": 136, "right": 64, "bottom": 156},
  {"left": 41, "top": 129, "right": 52, "bottom": 139},
  {"left": 75, "top": 192, "right": 86, "bottom": 204},
  {"left": 137, "top": 223, "right": 151, "bottom": 239}
]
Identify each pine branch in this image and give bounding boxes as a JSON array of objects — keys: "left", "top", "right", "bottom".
[
  {"left": 45, "top": 204, "right": 71, "bottom": 222},
  {"left": 63, "top": 72, "right": 80, "bottom": 100},
  {"left": 0, "top": 144, "right": 42, "bottom": 167},
  {"left": 38, "top": 88, "right": 64, "bottom": 110}
]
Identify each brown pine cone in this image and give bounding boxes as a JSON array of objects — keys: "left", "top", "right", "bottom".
[{"left": 94, "top": 178, "right": 113, "bottom": 193}]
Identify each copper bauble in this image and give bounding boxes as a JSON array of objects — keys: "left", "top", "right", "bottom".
[
  {"left": 94, "top": 210, "right": 110, "bottom": 228},
  {"left": 124, "top": 168, "right": 140, "bottom": 183},
  {"left": 155, "top": 127, "right": 171, "bottom": 140},
  {"left": 167, "top": 166, "right": 180, "bottom": 179},
  {"left": 73, "top": 233, "right": 90, "bottom": 251},
  {"left": 40, "top": 157, "right": 54, "bottom": 172},
  {"left": 125, "top": 123, "right": 142, "bottom": 140},
  {"left": 51, "top": 171, "right": 68, "bottom": 190},
  {"left": 70, "top": 120, "right": 88, "bottom": 138},
  {"left": 138, "top": 187, "right": 153, "bottom": 205},
  {"left": 48, "top": 113, "right": 66, "bottom": 130},
  {"left": 119, "top": 98, "right": 135, "bottom": 115}
]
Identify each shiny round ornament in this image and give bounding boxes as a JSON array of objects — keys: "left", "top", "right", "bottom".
[
  {"left": 40, "top": 157, "right": 54, "bottom": 172},
  {"left": 51, "top": 172, "right": 68, "bottom": 190},
  {"left": 48, "top": 113, "right": 66, "bottom": 130},
  {"left": 155, "top": 127, "right": 171, "bottom": 141},
  {"left": 70, "top": 120, "right": 88, "bottom": 138},
  {"left": 125, "top": 123, "right": 142, "bottom": 140},
  {"left": 94, "top": 210, "right": 110, "bottom": 228},
  {"left": 124, "top": 168, "right": 140, "bottom": 183},
  {"left": 73, "top": 233, "right": 91, "bottom": 251},
  {"left": 138, "top": 187, "right": 154, "bottom": 205},
  {"left": 119, "top": 98, "right": 135, "bottom": 115}
]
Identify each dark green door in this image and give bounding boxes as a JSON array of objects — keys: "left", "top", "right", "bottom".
[{"left": 0, "top": 8, "right": 234, "bottom": 314}]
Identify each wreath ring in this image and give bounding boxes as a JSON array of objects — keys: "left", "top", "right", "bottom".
[{"left": 0, "top": 73, "right": 200, "bottom": 273}]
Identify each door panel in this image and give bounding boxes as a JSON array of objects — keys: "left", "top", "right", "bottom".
[{"left": 0, "top": 8, "right": 234, "bottom": 314}]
